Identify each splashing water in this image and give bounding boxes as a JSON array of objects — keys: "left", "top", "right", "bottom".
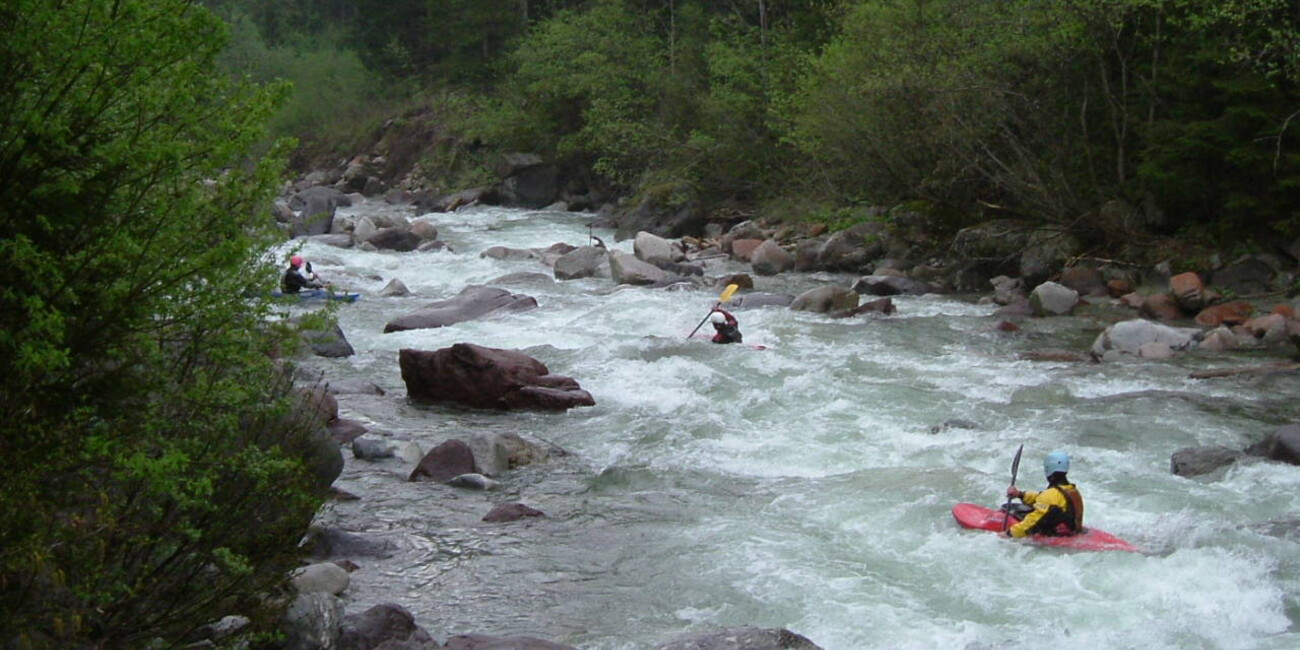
[{"left": 288, "top": 202, "right": 1300, "bottom": 649}]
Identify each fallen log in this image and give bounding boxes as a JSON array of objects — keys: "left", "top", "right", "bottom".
[{"left": 1190, "top": 362, "right": 1300, "bottom": 379}]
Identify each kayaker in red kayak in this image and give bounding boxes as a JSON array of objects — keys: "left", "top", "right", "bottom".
[
  {"left": 1003, "top": 450, "right": 1084, "bottom": 538},
  {"left": 709, "top": 308, "right": 742, "bottom": 344}
]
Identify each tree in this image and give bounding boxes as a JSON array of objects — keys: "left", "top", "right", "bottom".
[
  {"left": 0, "top": 1, "right": 329, "bottom": 646},
  {"left": 497, "top": 0, "right": 667, "bottom": 186}
]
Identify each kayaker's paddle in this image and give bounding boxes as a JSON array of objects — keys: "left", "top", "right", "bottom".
[
  {"left": 1002, "top": 443, "right": 1024, "bottom": 533},
  {"left": 687, "top": 284, "right": 740, "bottom": 339}
]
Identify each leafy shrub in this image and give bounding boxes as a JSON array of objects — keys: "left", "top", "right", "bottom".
[{"left": 0, "top": 1, "right": 329, "bottom": 646}]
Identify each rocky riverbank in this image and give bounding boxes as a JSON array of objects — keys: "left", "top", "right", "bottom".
[{"left": 252, "top": 168, "right": 1300, "bottom": 649}]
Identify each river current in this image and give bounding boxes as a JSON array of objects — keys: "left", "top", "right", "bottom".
[{"left": 281, "top": 200, "right": 1300, "bottom": 649}]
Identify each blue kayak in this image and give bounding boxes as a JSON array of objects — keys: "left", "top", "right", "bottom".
[{"left": 271, "top": 289, "right": 360, "bottom": 303}]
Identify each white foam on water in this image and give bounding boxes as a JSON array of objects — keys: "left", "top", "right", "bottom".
[{"left": 303, "top": 201, "right": 1300, "bottom": 650}]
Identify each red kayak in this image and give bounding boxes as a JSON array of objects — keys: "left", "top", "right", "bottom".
[
  {"left": 952, "top": 503, "right": 1138, "bottom": 552},
  {"left": 689, "top": 333, "right": 771, "bottom": 350}
]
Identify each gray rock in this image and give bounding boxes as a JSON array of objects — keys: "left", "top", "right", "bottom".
[
  {"left": 466, "top": 432, "right": 512, "bottom": 477},
  {"left": 418, "top": 240, "right": 453, "bottom": 253},
  {"left": 1171, "top": 446, "right": 1244, "bottom": 477},
  {"left": 489, "top": 272, "right": 557, "bottom": 287},
  {"left": 480, "top": 246, "right": 540, "bottom": 261},
  {"left": 446, "top": 473, "right": 500, "bottom": 490},
  {"left": 653, "top": 626, "right": 823, "bottom": 650},
  {"left": 634, "top": 231, "right": 681, "bottom": 266},
  {"left": 537, "top": 242, "right": 578, "bottom": 267},
  {"left": 750, "top": 240, "right": 794, "bottom": 276},
  {"left": 1090, "top": 319, "right": 1200, "bottom": 357},
  {"left": 989, "top": 275, "right": 1025, "bottom": 306},
  {"left": 1246, "top": 424, "right": 1300, "bottom": 465},
  {"left": 339, "top": 603, "right": 434, "bottom": 650},
  {"left": 790, "top": 285, "right": 859, "bottom": 313},
  {"left": 308, "top": 233, "right": 356, "bottom": 249},
  {"left": 1020, "top": 228, "right": 1082, "bottom": 284},
  {"left": 554, "top": 246, "right": 611, "bottom": 280},
  {"left": 1137, "top": 341, "right": 1175, "bottom": 359},
  {"left": 483, "top": 502, "right": 546, "bottom": 523},
  {"left": 353, "top": 216, "right": 380, "bottom": 243},
  {"left": 305, "top": 527, "right": 396, "bottom": 560},
  {"left": 384, "top": 286, "right": 537, "bottom": 333},
  {"left": 852, "top": 275, "right": 937, "bottom": 296},
  {"left": 443, "top": 634, "right": 577, "bottom": 650},
  {"left": 409, "top": 439, "right": 477, "bottom": 483},
  {"left": 953, "top": 219, "right": 1029, "bottom": 261},
  {"left": 328, "top": 418, "right": 368, "bottom": 445},
  {"left": 1212, "top": 256, "right": 1275, "bottom": 295},
  {"left": 816, "top": 222, "right": 885, "bottom": 272},
  {"left": 1029, "top": 281, "right": 1079, "bottom": 316},
  {"left": 380, "top": 278, "right": 410, "bottom": 297},
  {"left": 929, "top": 419, "right": 981, "bottom": 434},
  {"left": 301, "top": 322, "right": 355, "bottom": 359},
  {"left": 325, "top": 378, "right": 385, "bottom": 396},
  {"left": 291, "top": 562, "right": 350, "bottom": 596},
  {"left": 352, "top": 438, "right": 397, "bottom": 461},
  {"left": 409, "top": 220, "right": 438, "bottom": 241},
  {"left": 609, "top": 250, "right": 670, "bottom": 285},
  {"left": 281, "top": 593, "right": 344, "bottom": 650},
  {"left": 501, "top": 161, "right": 560, "bottom": 208},
  {"left": 727, "top": 292, "right": 794, "bottom": 310},
  {"left": 366, "top": 227, "right": 422, "bottom": 252}
]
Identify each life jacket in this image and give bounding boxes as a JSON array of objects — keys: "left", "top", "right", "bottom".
[{"left": 1028, "top": 483, "right": 1084, "bottom": 536}]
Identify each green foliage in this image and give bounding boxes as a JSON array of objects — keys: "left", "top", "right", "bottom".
[
  {"left": 216, "top": 10, "right": 391, "bottom": 161},
  {"left": 497, "top": 0, "right": 666, "bottom": 186},
  {"left": 783, "top": 0, "right": 1300, "bottom": 246},
  {"left": 0, "top": 1, "right": 328, "bottom": 646}
]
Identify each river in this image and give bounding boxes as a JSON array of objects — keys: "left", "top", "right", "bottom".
[{"left": 280, "top": 200, "right": 1300, "bottom": 649}]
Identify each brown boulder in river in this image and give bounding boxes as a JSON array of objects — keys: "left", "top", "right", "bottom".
[{"left": 399, "top": 343, "right": 595, "bottom": 411}]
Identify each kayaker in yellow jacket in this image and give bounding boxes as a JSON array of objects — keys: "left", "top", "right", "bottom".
[{"left": 1004, "top": 450, "right": 1084, "bottom": 538}]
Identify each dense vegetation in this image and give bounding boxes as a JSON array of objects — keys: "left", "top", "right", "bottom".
[
  {"left": 212, "top": 0, "right": 1300, "bottom": 255},
  {"left": 0, "top": 1, "right": 331, "bottom": 647}
]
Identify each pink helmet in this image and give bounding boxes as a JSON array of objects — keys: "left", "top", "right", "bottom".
[{"left": 290, "top": 255, "right": 303, "bottom": 267}]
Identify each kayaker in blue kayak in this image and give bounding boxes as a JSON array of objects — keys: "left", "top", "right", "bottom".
[
  {"left": 281, "top": 255, "right": 327, "bottom": 294},
  {"left": 709, "top": 308, "right": 742, "bottom": 344},
  {"left": 1003, "top": 450, "right": 1084, "bottom": 538}
]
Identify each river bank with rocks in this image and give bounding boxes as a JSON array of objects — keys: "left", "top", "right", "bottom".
[{"left": 245, "top": 177, "right": 1300, "bottom": 649}]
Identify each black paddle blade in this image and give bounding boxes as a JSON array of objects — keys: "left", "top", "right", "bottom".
[
  {"left": 1009, "top": 444, "right": 1024, "bottom": 484},
  {"left": 1002, "top": 444, "right": 1024, "bottom": 533}
]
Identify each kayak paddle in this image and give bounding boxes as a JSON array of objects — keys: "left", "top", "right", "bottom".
[
  {"left": 687, "top": 284, "right": 740, "bottom": 339},
  {"left": 1002, "top": 443, "right": 1024, "bottom": 533}
]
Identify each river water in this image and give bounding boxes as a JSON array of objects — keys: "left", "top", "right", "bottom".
[{"left": 282, "top": 201, "right": 1300, "bottom": 649}]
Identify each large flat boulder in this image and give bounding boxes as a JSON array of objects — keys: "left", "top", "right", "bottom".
[
  {"left": 554, "top": 245, "right": 610, "bottom": 280},
  {"left": 1091, "top": 319, "right": 1200, "bottom": 357},
  {"left": 790, "top": 285, "right": 859, "bottom": 313},
  {"left": 383, "top": 286, "right": 537, "bottom": 333},
  {"left": 609, "top": 250, "right": 670, "bottom": 285},
  {"left": 399, "top": 344, "right": 595, "bottom": 411}
]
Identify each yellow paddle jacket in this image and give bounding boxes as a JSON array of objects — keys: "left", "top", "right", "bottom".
[{"left": 1009, "top": 483, "right": 1084, "bottom": 538}]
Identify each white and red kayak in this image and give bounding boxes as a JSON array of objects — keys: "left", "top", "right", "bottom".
[{"left": 951, "top": 503, "right": 1138, "bottom": 552}]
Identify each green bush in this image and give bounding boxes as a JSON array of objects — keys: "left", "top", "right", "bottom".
[{"left": 0, "top": 1, "right": 328, "bottom": 646}]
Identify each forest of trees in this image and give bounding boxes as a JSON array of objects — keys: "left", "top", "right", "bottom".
[{"left": 209, "top": 0, "right": 1300, "bottom": 255}]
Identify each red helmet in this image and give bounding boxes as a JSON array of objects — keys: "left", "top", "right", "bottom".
[{"left": 290, "top": 255, "right": 303, "bottom": 267}]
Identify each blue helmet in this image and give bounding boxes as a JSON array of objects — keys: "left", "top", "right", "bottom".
[{"left": 1044, "top": 451, "right": 1070, "bottom": 477}]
